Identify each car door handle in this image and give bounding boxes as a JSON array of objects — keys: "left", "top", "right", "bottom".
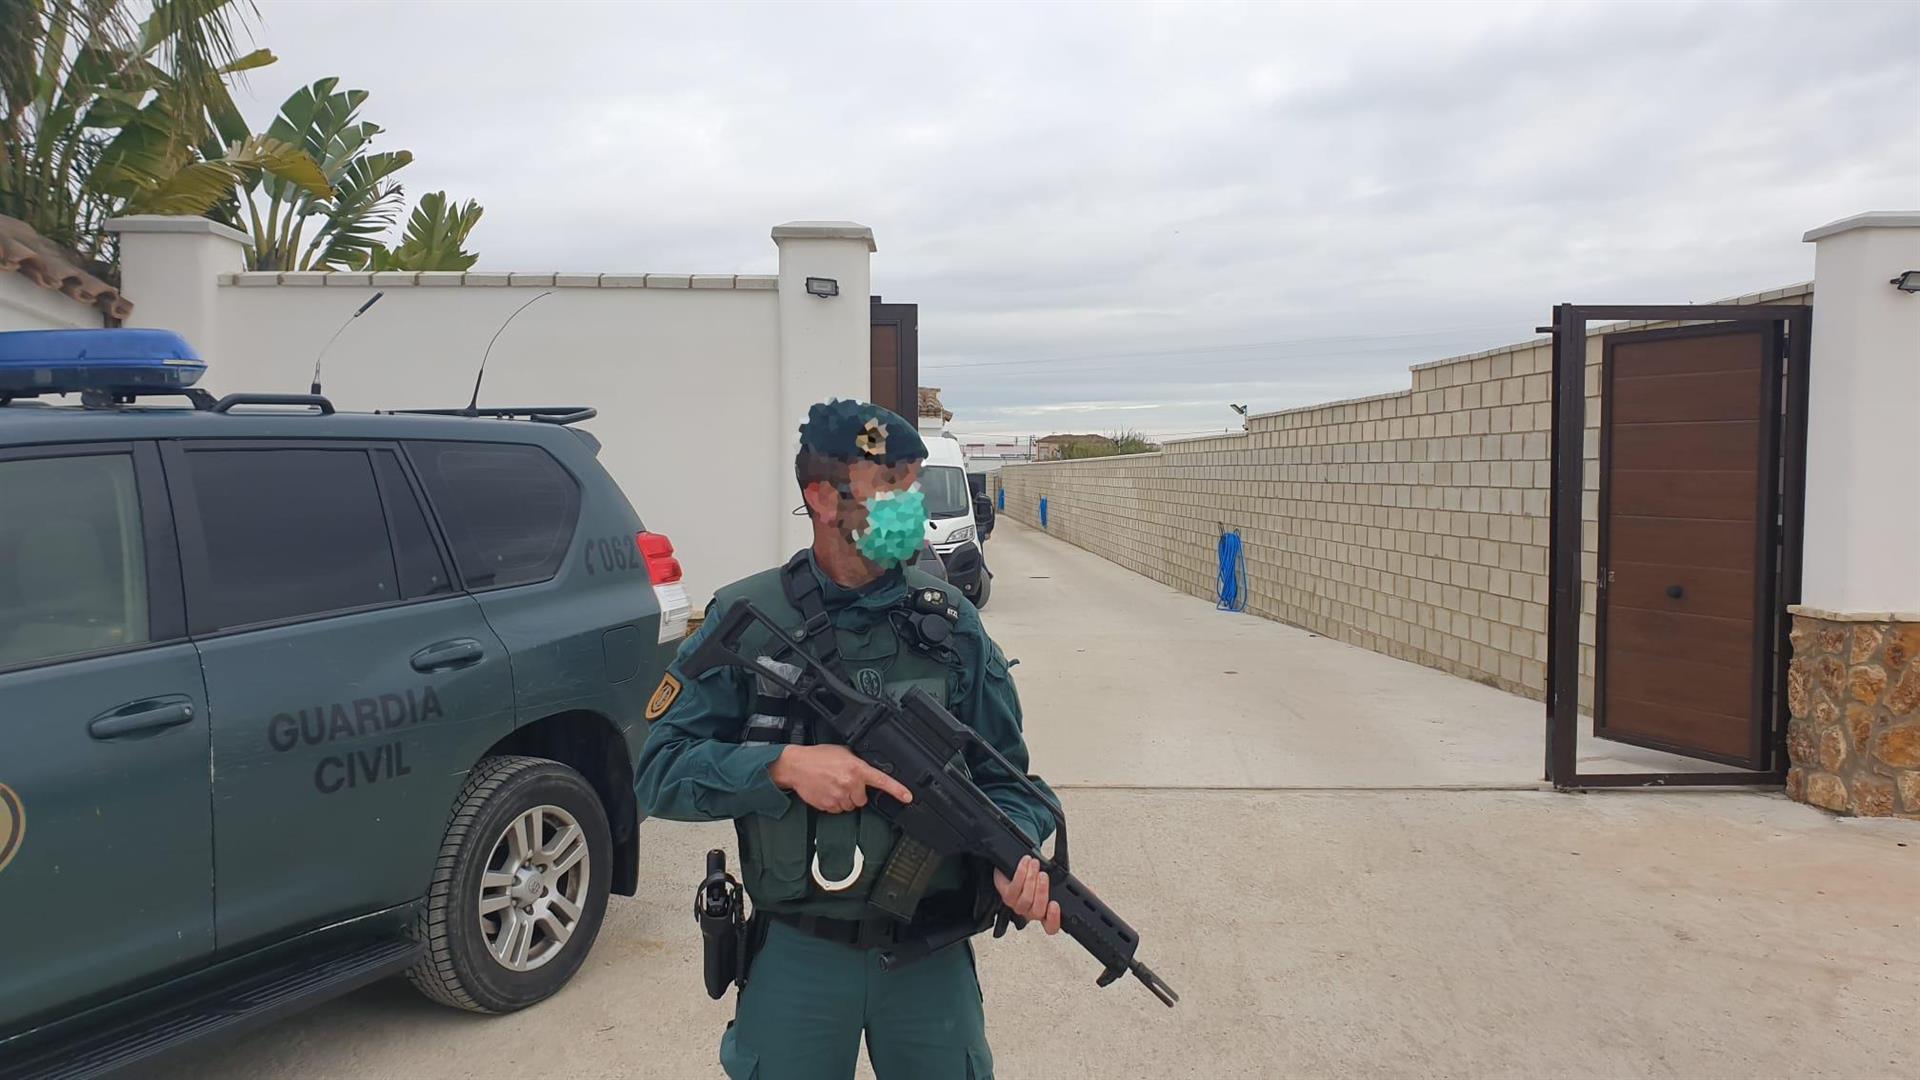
[
  {"left": 89, "top": 697, "right": 195, "bottom": 740},
  {"left": 411, "top": 638, "right": 485, "bottom": 673}
]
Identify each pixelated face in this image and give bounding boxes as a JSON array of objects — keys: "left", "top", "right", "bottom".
[
  {"left": 839, "top": 458, "right": 921, "bottom": 537},
  {"left": 807, "top": 458, "right": 921, "bottom": 533}
]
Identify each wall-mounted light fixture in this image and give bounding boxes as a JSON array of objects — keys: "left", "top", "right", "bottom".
[
  {"left": 805, "top": 276, "right": 840, "bottom": 298},
  {"left": 1890, "top": 270, "right": 1920, "bottom": 293}
]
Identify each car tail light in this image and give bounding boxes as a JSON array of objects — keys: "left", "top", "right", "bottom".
[
  {"left": 637, "top": 531, "right": 682, "bottom": 584},
  {"left": 638, "top": 531, "right": 691, "bottom": 643}
]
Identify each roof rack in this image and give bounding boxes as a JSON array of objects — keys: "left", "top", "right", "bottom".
[
  {"left": 211, "top": 393, "right": 335, "bottom": 415},
  {"left": 390, "top": 406, "right": 597, "bottom": 426}
]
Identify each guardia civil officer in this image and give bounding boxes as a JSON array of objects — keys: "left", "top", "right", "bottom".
[{"left": 634, "top": 400, "right": 1059, "bottom": 1080}]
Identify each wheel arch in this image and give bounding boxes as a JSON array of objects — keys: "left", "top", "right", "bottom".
[{"left": 482, "top": 711, "right": 638, "bottom": 896}]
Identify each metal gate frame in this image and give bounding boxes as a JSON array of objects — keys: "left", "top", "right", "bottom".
[
  {"left": 1542, "top": 303, "right": 1812, "bottom": 790},
  {"left": 869, "top": 297, "right": 919, "bottom": 422}
]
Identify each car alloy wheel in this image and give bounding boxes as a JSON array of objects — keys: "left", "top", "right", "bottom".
[{"left": 478, "top": 804, "right": 590, "bottom": 972}]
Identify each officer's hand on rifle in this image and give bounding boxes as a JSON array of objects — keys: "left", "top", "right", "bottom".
[
  {"left": 993, "top": 856, "right": 1063, "bottom": 935},
  {"left": 770, "top": 744, "right": 915, "bottom": 814}
]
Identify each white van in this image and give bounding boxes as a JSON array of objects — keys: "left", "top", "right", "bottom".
[{"left": 920, "top": 434, "right": 990, "bottom": 606}]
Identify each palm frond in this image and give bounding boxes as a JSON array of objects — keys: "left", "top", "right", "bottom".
[{"left": 368, "top": 190, "right": 483, "bottom": 272}]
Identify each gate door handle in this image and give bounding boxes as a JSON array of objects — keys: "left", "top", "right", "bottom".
[
  {"left": 89, "top": 697, "right": 195, "bottom": 740},
  {"left": 1666, "top": 584, "right": 1685, "bottom": 600},
  {"left": 411, "top": 638, "right": 485, "bottom": 673}
]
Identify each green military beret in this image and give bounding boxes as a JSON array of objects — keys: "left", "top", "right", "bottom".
[{"left": 798, "top": 399, "right": 927, "bottom": 466}]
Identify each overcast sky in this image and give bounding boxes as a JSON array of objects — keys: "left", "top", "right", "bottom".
[{"left": 240, "top": 1, "right": 1919, "bottom": 440}]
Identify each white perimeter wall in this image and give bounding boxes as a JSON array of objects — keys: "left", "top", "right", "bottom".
[
  {"left": 108, "top": 216, "right": 876, "bottom": 605},
  {"left": 0, "top": 272, "right": 102, "bottom": 330},
  {"left": 212, "top": 280, "right": 779, "bottom": 605}
]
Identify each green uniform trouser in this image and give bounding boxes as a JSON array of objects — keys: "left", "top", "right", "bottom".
[{"left": 720, "top": 920, "right": 993, "bottom": 1080}]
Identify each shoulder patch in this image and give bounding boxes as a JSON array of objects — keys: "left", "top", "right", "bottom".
[{"left": 645, "top": 673, "right": 683, "bottom": 720}]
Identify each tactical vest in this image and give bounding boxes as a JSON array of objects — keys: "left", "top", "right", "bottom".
[{"left": 716, "top": 558, "right": 971, "bottom": 922}]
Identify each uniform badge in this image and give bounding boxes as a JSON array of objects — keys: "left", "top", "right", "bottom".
[
  {"left": 856, "top": 668, "right": 885, "bottom": 696},
  {"left": 645, "top": 673, "right": 683, "bottom": 720},
  {"left": 854, "top": 418, "right": 888, "bottom": 459},
  {"left": 0, "top": 784, "right": 22, "bottom": 875}
]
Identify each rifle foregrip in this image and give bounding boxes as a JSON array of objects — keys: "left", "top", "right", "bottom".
[
  {"left": 1046, "top": 867, "right": 1179, "bottom": 1006},
  {"left": 1049, "top": 869, "right": 1139, "bottom": 975}
]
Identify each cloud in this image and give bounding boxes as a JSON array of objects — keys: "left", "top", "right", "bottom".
[{"left": 243, "top": 0, "right": 1919, "bottom": 437}]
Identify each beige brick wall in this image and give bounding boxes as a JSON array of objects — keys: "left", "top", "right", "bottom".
[{"left": 997, "top": 286, "right": 1811, "bottom": 702}]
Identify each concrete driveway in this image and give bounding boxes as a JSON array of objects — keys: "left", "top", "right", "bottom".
[{"left": 161, "top": 521, "right": 1920, "bottom": 1079}]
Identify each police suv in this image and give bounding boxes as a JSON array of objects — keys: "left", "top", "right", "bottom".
[{"left": 0, "top": 329, "right": 690, "bottom": 1076}]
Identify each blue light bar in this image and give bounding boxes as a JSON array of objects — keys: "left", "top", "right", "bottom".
[{"left": 0, "top": 328, "right": 205, "bottom": 397}]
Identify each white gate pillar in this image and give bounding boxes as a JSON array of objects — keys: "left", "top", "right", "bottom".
[
  {"left": 772, "top": 221, "right": 876, "bottom": 556},
  {"left": 106, "top": 215, "right": 250, "bottom": 361},
  {"left": 1786, "top": 210, "right": 1920, "bottom": 818}
]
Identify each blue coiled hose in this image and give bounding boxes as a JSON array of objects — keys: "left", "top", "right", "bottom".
[
  {"left": 1217, "top": 529, "right": 1246, "bottom": 612},
  {"left": 1038, "top": 495, "right": 1049, "bottom": 529}
]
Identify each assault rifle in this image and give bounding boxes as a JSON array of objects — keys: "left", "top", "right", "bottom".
[{"left": 682, "top": 600, "right": 1179, "bottom": 1007}]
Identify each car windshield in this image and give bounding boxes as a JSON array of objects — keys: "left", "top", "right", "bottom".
[{"left": 921, "top": 466, "right": 971, "bottom": 519}]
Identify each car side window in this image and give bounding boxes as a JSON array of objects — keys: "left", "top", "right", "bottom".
[
  {"left": 372, "top": 450, "right": 455, "bottom": 599},
  {"left": 406, "top": 441, "right": 580, "bottom": 590},
  {"left": 178, "top": 448, "right": 399, "bottom": 632},
  {"left": 0, "top": 453, "right": 149, "bottom": 669}
]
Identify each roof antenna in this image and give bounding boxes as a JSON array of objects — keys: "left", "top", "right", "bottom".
[
  {"left": 466, "top": 290, "right": 553, "bottom": 416},
  {"left": 309, "top": 291, "right": 384, "bottom": 395}
]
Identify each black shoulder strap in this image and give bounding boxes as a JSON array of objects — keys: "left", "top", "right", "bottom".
[{"left": 780, "top": 550, "right": 844, "bottom": 672}]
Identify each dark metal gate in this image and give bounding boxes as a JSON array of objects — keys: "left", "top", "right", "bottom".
[
  {"left": 1543, "top": 304, "right": 1811, "bottom": 789},
  {"left": 869, "top": 297, "right": 918, "bottom": 421}
]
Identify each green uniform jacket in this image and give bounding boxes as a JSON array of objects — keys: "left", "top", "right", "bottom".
[{"left": 634, "top": 552, "right": 1057, "bottom": 911}]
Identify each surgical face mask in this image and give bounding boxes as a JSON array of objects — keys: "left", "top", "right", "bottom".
[{"left": 851, "top": 486, "right": 927, "bottom": 567}]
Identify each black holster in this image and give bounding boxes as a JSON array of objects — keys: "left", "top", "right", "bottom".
[{"left": 695, "top": 849, "right": 759, "bottom": 1000}]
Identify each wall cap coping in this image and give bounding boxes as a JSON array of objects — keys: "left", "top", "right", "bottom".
[
  {"left": 1788, "top": 605, "right": 1920, "bottom": 623},
  {"left": 1801, "top": 210, "right": 1920, "bottom": 243},
  {"left": 1245, "top": 388, "right": 1411, "bottom": 424},
  {"left": 214, "top": 271, "right": 779, "bottom": 290},
  {"left": 771, "top": 221, "right": 877, "bottom": 252},
  {"left": 105, "top": 214, "right": 251, "bottom": 246}
]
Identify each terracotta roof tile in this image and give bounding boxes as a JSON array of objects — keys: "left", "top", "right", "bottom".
[
  {"left": 0, "top": 215, "right": 132, "bottom": 322},
  {"left": 917, "top": 386, "right": 952, "bottom": 421}
]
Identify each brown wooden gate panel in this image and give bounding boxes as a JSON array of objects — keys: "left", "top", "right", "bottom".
[
  {"left": 869, "top": 299, "right": 917, "bottom": 420},
  {"left": 870, "top": 322, "right": 900, "bottom": 411},
  {"left": 1595, "top": 325, "right": 1776, "bottom": 766}
]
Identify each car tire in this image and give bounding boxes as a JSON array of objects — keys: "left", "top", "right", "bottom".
[
  {"left": 973, "top": 570, "right": 992, "bottom": 609},
  {"left": 408, "top": 755, "right": 613, "bottom": 1013}
]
